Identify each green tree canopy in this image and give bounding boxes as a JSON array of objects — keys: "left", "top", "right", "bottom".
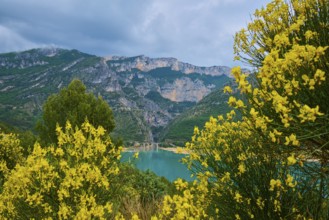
[{"left": 36, "top": 79, "right": 115, "bottom": 144}]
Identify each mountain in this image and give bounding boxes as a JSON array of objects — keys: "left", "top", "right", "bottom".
[
  {"left": 159, "top": 84, "right": 233, "bottom": 146},
  {"left": 0, "top": 48, "right": 231, "bottom": 143}
]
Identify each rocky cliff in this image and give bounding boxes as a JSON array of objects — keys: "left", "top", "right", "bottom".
[
  {"left": 0, "top": 48, "right": 231, "bottom": 143},
  {"left": 105, "top": 55, "right": 231, "bottom": 77}
]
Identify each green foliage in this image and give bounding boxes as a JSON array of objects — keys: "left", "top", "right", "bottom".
[
  {"left": 160, "top": 86, "right": 232, "bottom": 144},
  {"left": 188, "top": 73, "right": 229, "bottom": 87},
  {"left": 0, "top": 49, "right": 98, "bottom": 131},
  {"left": 112, "top": 109, "right": 150, "bottom": 143},
  {"left": 0, "top": 121, "right": 36, "bottom": 156},
  {"left": 145, "top": 91, "right": 172, "bottom": 108},
  {"left": 36, "top": 79, "right": 115, "bottom": 144},
  {"left": 0, "top": 122, "right": 16, "bottom": 133},
  {"left": 148, "top": 67, "right": 184, "bottom": 84},
  {"left": 145, "top": 91, "right": 195, "bottom": 115},
  {"left": 111, "top": 163, "right": 175, "bottom": 218}
]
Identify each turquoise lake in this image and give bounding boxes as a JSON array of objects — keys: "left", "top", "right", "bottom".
[{"left": 121, "top": 150, "right": 194, "bottom": 182}]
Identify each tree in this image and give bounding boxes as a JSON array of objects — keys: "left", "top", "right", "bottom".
[{"left": 36, "top": 79, "right": 115, "bottom": 144}]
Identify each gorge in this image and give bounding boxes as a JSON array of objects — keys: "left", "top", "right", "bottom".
[{"left": 0, "top": 48, "right": 233, "bottom": 144}]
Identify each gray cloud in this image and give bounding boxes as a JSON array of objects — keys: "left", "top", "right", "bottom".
[{"left": 0, "top": 0, "right": 271, "bottom": 67}]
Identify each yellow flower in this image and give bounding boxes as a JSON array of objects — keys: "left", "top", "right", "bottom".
[
  {"left": 175, "top": 178, "right": 188, "bottom": 190},
  {"left": 231, "top": 66, "right": 242, "bottom": 79},
  {"left": 250, "top": 108, "right": 258, "bottom": 118},
  {"left": 269, "top": 131, "right": 277, "bottom": 142},
  {"left": 284, "top": 134, "right": 299, "bottom": 146},
  {"left": 236, "top": 100, "right": 244, "bottom": 108},
  {"left": 214, "top": 152, "right": 221, "bottom": 161},
  {"left": 287, "top": 154, "right": 297, "bottom": 166},
  {"left": 238, "top": 163, "right": 246, "bottom": 174},
  {"left": 193, "top": 126, "right": 200, "bottom": 135},
  {"left": 131, "top": 214, "right": 140, "bottom": 220},
  {"left": 228, "top": 96, "right": 237, "bottom": 106},
  {"left": 257, "top": 197, "right": 265, "bottom": 209},
  {"left": 302, "top": 74, "right": 310, "bottom": 85},
  {"left": 309, "top": 79, "right": 315, "bottom": 90},
  {"left": 314, "top": 69, "right": 326, "bottom": 82},
  {"left": 286, "top": 174, "right": 297, "bottom": 187},
  {"left": 55, "top": 148, "right": 64, "bottom": 156},
  {"left": 234, "top": 192, "right": 243, "bottom": 203},
  {"left": 237, "top": 153, "right": 247, "bottom": 161},
  {"left": 221, "top": 172, "right": 231, "bottom": 183},
  {"left": 298, "top": 105, "right": 323, "bottom": 123},
  {"left": 223, "top": 86, "right": 233, "bottom": 93},
  {"left": 274, "top": 199, "right": 281, "bottom": 212},
  {"left": 304, "top": 30, "right": 317, "bottom": 41},
  {"left": 270, "top": 179, "right": 282, "bottom": 191}
]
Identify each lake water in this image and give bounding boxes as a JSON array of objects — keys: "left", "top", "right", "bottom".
[{"left": 121, "top": 150, "right": 194, "bottom": 182}]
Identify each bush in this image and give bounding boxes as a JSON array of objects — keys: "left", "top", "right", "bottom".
[
  {"left": 159, "top": 0, "right": 329, "bottom": 219},
  {"left": 0, "top": 132, "right": 24, "bottom": 190},
  {"left": 0, "top": 121, "right": 120, "bottom": 219},
  {"left": 112, "top": 164, "right": 175, "bottom": 219}
]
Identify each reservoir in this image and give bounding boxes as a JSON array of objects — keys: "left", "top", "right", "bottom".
[{"left": 121, "top": 150, "right": 194, "bottom": 182}]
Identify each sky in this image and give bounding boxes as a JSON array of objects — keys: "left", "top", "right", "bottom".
[{"left": 0, "top": 0, "right": 272, "bottom": 67}]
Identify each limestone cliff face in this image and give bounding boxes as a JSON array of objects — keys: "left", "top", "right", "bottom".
[
  {"left": 160, "top": 78, "right": 211, "bottom": 102},
  {"left": 105, "top": 55, "right": 231, "bottom": 77},
  {"left": 105, "top": 55, "right": 231, "bottom": 103}
]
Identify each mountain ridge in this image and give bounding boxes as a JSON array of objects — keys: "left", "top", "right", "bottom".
[
  {"left": 104, "top": 54, "right": 232, "bottom": 77},
  {"left": 0, "top": 48, "right": 232, "bottom": 144}
]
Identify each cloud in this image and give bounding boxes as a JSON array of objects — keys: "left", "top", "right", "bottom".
[
  {"left": 0, "top": 0, "right": 271, "bottom": 67},
  {"left": 0, "top": 25, "right": 40, "bottom": 52}
]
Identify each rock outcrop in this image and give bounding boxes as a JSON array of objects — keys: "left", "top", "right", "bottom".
[{"left": 105, "top": 55, "right": 231, "bottom": 77}]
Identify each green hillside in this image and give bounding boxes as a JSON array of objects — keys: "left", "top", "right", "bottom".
[{"left": 159, "top": 83, "right": 233, "bottom": 145}]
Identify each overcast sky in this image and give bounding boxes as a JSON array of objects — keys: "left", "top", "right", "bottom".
[{"left": 0, "top": 0, "right": 271, "bottom": 67}]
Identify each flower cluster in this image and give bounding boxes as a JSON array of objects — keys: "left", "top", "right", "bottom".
[
  {"left": 0, "top": 132, "right": 24, "bottom": 184},
  {"left": 0, "top": 121, "right": 122, "bottom": 219},
  {"left": 234, "top": 0, "right": 329, "bottom": 161},
  {"left": 155, "top": 173, "right": 211, "bottom": 219}
]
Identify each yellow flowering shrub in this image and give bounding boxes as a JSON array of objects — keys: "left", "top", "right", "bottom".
[
  {"left": 182, "top": 116, "right": 307, "bottom": 219},
  {"left": 155, "top": 173, "right": 211, "bottom": 220},
  {"left": 0, "top": 132, "right": 24, "bottom": 189},
  {"left": 234, "top": 0, "right": 329, "bottom": 161},
  {"left": 0, "top": 121, "right": 122, "bottom": 219},
  {"left": 232, "top": 1, "right": 329, "bottom": 217},
  {"left": 159, "top": 0, "right": 328, "bottom": 219}
]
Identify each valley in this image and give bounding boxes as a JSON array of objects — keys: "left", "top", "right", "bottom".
[{"left": 0, "top": 48, "right": 232, "bottom": 145}]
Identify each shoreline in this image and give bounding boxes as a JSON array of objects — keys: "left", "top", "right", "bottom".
[
  {"left": 159, "top": 147, "right": 190, "bottom": 154},
  {"left": 122, "top": 147, "right": 190, "bottom": 154}
]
